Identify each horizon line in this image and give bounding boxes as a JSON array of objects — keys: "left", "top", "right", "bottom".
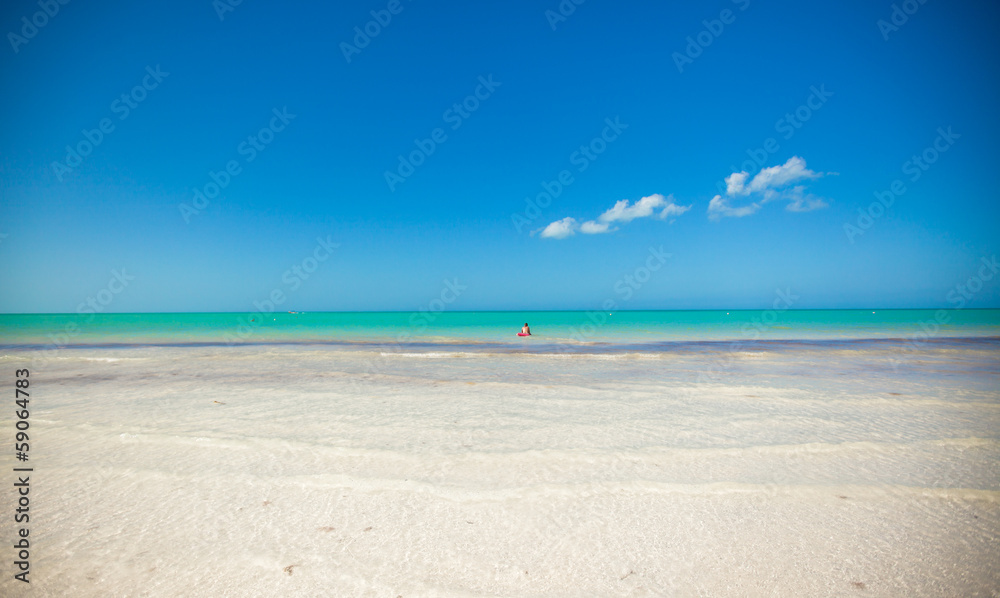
[{"left": 2, "top": 307, "right": 999, "bottom": 316}]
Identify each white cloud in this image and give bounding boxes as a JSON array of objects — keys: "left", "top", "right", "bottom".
[
  {"left": 597, "top": 193, "right": 689, "bottom": 223},
  {"left": 660, "top": 201, "right": 692, "bottom": 219},
  {"left": 710, "top": 156, "right": 828, "bottom": 220},
  {"left": 538, "top": 217, "right": 578, "bottom": 239},
  {"left": 580, "top": 220, "right": 613, "bottom": 234},
  {"left": 725, "top": 171, "right": 749, "bottom": 196},
  {"left": 747, "top": 156, "right": 820, "bottom": 194},
  {"left": 541, "top": 194, "right": 691, "bottom": 240},
  {"left": 781, "top": 186, "right": 828, "bottom": 212},
  {"left": 708, "top": 195, "right": 761, "bottom": 219}
]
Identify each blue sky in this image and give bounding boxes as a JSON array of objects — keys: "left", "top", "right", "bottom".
[{"left": 1, "top": 0, "right": 998, "bottom": 312}]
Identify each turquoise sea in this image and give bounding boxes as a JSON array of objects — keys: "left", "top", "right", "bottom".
[{"left": 2, "top": 309, "right": 999, "bottom": 349}]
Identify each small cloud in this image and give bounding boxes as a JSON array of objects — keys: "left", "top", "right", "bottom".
[
  {"left": 598, "top": 193, "right": 691, "bottom": 223},
  {"left": 745, "top": 156, "right": 820, "bottom": 194},
  {"left": 660, "top": 202, "right": 692, "bottom": 219},
  {"left": 725, "top": 171, "right": 749, "bottom": 196},
  {"left": 538, "top": 217, "right": 578, "bottom": 239},
  {"left": 580, "top": 220, "right": 613, "bottom": 234},
  {"left": 708, "top": 195, "right": 761, "bottom": 219},
  {"left": 781, "top": 186, "right": 828, "bottom": 212},
  {"left": 540, "top": 194, "right": 691, "bottom": 239},
  {"left": 709, "top": 156, "right": 828, "bottom": 220}
]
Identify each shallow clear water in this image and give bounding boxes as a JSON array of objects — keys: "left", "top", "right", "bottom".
[
  {"left": 1, "top": 311, "right": 997, "bottom": 596},
  {"left": 2, "top": 308, "right": 999, "bottom": 347}
]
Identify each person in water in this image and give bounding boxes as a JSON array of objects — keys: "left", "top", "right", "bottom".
[{"left": 521, "top": 323, "right": 531, "bottom": 335}]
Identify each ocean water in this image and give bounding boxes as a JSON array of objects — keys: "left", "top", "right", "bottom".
[
  {"left": 2, "top": 308, "right": 999, "bottom": 348},
  {"left": 1, "top": 311, "right": 998, "bottom": 596}
]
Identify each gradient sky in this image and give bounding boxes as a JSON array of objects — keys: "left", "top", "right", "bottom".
[{"left": 1, "top": 0, "right": 998, "bottom": 313}]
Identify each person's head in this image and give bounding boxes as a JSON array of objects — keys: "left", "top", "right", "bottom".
[{"left": 524, "top": 323, "right": 528, "bottom": 326}]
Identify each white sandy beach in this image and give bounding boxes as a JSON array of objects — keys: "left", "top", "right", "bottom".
[{"left": 2, "top": 342, "right": 998, "bottom": 596}]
